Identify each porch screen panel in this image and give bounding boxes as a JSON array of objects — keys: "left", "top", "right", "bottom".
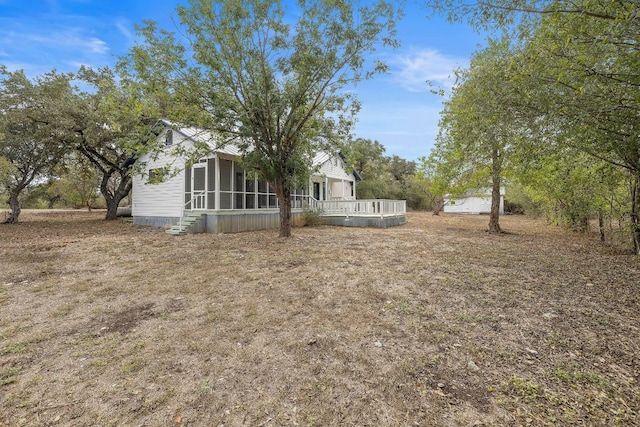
[
  {"left": 268, "top": 182, "right": 277, "bottom": 208},
  {"left": 193, "top": 167, "right": 206, "bottom": 209},
  {"left": 193, "top": 168, "right": 205, "bottom": 190},
  {"left": 184, "top": 168, "right": 192, "bottom": 209},
  {"left": 207, "top": 159, "right": 216, "bottom": 209},
  {"left": 219, "top": 159, "right": 232, "bottom": 209},
  {"left": 245, "top": 177, "right": 255, "bottom": 209},
  {"left": 258, "top": 180, "right": 268, "bottom": 208},
  {"left": 234, "top": 165, "right": 244, "bottom": 209}
]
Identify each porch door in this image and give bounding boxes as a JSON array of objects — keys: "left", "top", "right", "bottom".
[
  {"left": 313, "top": 182, "right": 320, "bottom": 200},
  {"left": 192, "top": 163, "right": 207, "bottom": 209}
]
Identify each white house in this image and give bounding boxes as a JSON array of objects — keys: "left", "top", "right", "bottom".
[
  {"left": 132, "top": 121, "right": 406, "bottom": 234},
  {"left": 443, "top": 188, "right": 505, "bottom": 215}
]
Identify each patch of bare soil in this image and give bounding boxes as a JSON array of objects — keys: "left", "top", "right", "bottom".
[{"left": 1, "top": 211, "right": 638, "bottom": 426}]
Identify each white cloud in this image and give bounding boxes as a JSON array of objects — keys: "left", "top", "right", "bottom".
[
  {"left": 116, "top": 19, "right": 134, "bottom": 42},
  {"left": 29, "top": 30, "right": 109, "bottom": 55},
  {"left": 85, "top": 36, "right": 109, "bottom": 54},
  {"left": 392, "top": 48, "right": 467, "bottom": 93}
]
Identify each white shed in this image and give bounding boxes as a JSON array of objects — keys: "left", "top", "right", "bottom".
[{"left": 443, "top": 188, "right": 505, "bottom": 215}]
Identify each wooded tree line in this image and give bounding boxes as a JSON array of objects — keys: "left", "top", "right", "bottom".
[
  {"left": 340, "top": 138, "right": 436, "bottom": 211},
  {"left": 424, "top": 0, "right": 640, "bottom": 253}
]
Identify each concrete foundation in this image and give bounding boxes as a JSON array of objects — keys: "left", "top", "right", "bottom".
[
  {"left": 134, "top": 211, "right": 406, "bottom": 234},
  {"left": 321, "top": 215, "right": 407, "bottom": 228}
]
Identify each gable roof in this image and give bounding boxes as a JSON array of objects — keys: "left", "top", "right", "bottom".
[
  {"left": 161, "top": 119, "right": 349, "bottom": 170},
  {"left": 161, "top": 119, "right": 242, "bottom": 157}
]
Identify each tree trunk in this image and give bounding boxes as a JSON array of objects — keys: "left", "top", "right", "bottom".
[
  {"left": 488, "top": 148, "right": 502, "bottom": 233},
  {"left": 598, "top": 208, "right": 605, "bottom": 242},
  {"left": 47, "top": 194, "right": 60, "bottom": 209},
  {"left": 4, "top": 191, "right": 21, "bottom": 224},
  {"left": 101, "top": 171, "right": 132, "bottom": 220},
  {"left": 432, "top": 196, "right": 444, "bottom": 215},
  {"left": 488, "top": 178, "right": 502, "bottom": 233},
  {"left": 275, "top": 177, "right": 292, "bottom": 238},
  {"left": 631, "top": 173, "right": 640, "bottom": 255}
]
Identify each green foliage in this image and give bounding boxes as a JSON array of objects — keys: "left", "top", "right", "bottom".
[
  {"left": 341, "top": 138, "right": 430, "bottom": 209},
  {"left": 17, "top": 160, "right": 104, "bottom": 210},
  {"left": 0, "top": 67, "right": 71, "bottom": 222},
  {"left": 428, "top": 37, "right": 524, "bottom": 230},
  {"left": 302, "top": 206, "right": 324, "bottom": 227},
  {"left": 120, "top": 0, "right": 401, "bottom": 236},
  {"left": 427, "top": 1, "right": 640, "bottom": 250}
]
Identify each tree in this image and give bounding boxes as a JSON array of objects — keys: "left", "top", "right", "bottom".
[
  {"left": 340, "top": 138, "right": 427, "bottom": 208},
  {"left": 431, "top": 38, "right": 523, "bottom": 232},
  {"left": 516, "top": 149, "right": 616, "bottom": 231},
  {"left": 415, "top": 156, "right": 448, "bottom": 214},
  {"left": 120, "top": 0, "right": 401, "bottom": 237},
  {"left": 521, "top": 5, "right": 640, "bottom": 252},
  {"left": 37, "top": 66, "right": 172, "bottom": 220},
  {"left": 52, "top": 159, "right": 102, "bottom": 210},
  {"left": 429, "top": 1, "right": 640, "bottom": 250},
  {"left": 0, "top": 67, "right": 69, "bottom": 223},
  {"left": 340, "top": 137, "right": 386, "bottom": 178},
  {"left": 341, "top": 137, "right": 391, "bottom": 199},
  {"left": 56, "top": 67, "right": 166, "bottom": 220}
]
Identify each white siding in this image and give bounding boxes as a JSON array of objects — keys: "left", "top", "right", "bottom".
[
  {"left": 132, "top": 132, "right": 190, "bottom": 218},
  {"left": 443, "top": 188, "right": 505, "bottom": 214},
  {"left": 316, "top": 156, "right": 353, "bottom": 181}
]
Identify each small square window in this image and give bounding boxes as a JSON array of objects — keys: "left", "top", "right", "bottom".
[{"left": 148, "top": 168, "right": 162, "bottom": 183}]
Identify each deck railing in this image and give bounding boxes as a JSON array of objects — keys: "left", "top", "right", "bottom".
[
  {"left": 181, "top": 194, "right": 405, "bottom": 219},
  {"left": 316, "top": 199, "right": 406, "bottom": 218}
]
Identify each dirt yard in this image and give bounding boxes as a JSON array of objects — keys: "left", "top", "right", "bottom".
[{"left": 1, "top": 210, "right": 638, "bottom": 426}]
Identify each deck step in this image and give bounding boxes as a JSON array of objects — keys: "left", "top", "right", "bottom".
[{"left": 165, "top": 213, "right": 206, "bottom": 235}]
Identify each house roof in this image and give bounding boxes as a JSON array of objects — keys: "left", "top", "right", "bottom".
[
  {"left": 161, "top": 119, "right": 346, "bottom": 170},
  {"left": 312, "top": 151, "right": 331, "bottom": 167},
  {"left": 161, "top": 119, "right": 242, "bottom": 157},
  {"left": 444, "top": 187, "right": 506, "bottom": 198}
]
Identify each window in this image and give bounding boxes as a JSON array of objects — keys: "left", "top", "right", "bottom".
[
  {"left": 148, "top": 168, "right": 163, "bottom": 183},
  {"left": 165, "top": 130, "right": 173, "bottom": 146}
]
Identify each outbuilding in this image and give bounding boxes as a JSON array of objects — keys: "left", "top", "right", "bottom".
[{"left": 443, "top": 188, "right": 505, "bottom": 215}]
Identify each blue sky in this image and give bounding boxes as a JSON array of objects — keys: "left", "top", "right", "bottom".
[{"left": 0, "top": 0, "right": 487, "bottom": 161}]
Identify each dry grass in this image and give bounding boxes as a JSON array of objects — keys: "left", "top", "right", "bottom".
[{"left": 1, "top": 210, "right": 639, "bottom": 426}]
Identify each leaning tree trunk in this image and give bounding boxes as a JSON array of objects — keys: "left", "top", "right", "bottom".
[
  {"left": 4, "top": 190, "right": 22, "bottom": 224},
  {"left": 100, "top": 171, "right": 132, "bottom": 220},
  {"left": 488, "top": 148, "right": 503, "bottom": 234},
  {"left": 275, "top": 177, "right": 292, "bottom": 238},
  {"left": 431, "top": 196, "right": 444, "bottom": 215}
]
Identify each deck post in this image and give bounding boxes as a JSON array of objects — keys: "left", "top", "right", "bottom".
[{"left": 214, "top": 155, "right": 220, "bottom": 211}]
